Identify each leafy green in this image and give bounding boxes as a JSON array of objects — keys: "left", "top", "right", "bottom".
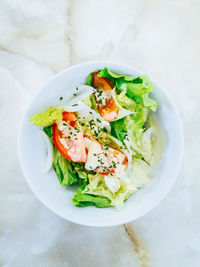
[
  {"left": 86, "top": 67, "right": 156, "bottom": 113},
  {"left": 111, "top": 112, "right": 153, "bottom": 161},
  {"left": 98, "top": 67, "right": 139, "bottom": 82},
  {"left": 30, "top": 106, "right": 63, "bottom": 127},
  {"left": 90, "top": 94, "right": 98, "bottom": 112},
  {"left": 86, "top": 72, "right": 93, "bottom": 86},
  {"left": 72, "top": 186, "right": 111, "bottom": 208},
  {"left": 115, "top": 91, "right": 136, "bottom": 111},
  {"left": 72, "top": 162, "right": 95, "bottom": 180},
  {"left": 142, "top": 94, "right": 157, "bottom": 112},
  {"left": 43, "top": 125, "right": 53, "bottom": 139},
  {"left": 96, "top": 67, "right": 157, "bottom": 112},
  {"left": 115, "top": 111, "right": 147, "bottom": 141},
  {"left": 111, "top": 109, "right": 148, "bottom": 148},
  {"left": 127, "top": 77, "right": 153, "bottom": 96},
  {"left": 115, "top": 76, "right": 155, "bottom": 110},
  {"left": 53, "top": 147, "right": 78, "bottom": 186},
  {"left": 83, "top": 174, "right": 134, "bottom": 209},
  {"left": 110, "top": 118, "right": 127, "bottom": 143}
]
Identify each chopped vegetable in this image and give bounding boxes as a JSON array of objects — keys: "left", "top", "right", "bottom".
[
  {"left": 30, "top": 106, "right": 62, "bottom": 127},
  {"left": 93, "top": 71, "right": 114, "bottom": 90},
  {"left": 53, "top": 146, "right": 79, "bottom": 185},
  {"left": 92, "top": 72, "right": 119, "bottom": 121},
  {"left": 52, "top": 112, "right": 86, "bottom": 162},
  {"left": 72, "top": 186, "right": 111, "bottom": 208}
]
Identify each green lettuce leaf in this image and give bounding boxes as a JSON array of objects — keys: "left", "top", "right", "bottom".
[
  {"left": 97, "top": 67, "right": 157, "bottom": 111},
  {"left": 30, "top": 106, "right": 63, "bottom": 127},
  {"left": 110, "top": 111, "right": 146, "bottom": 147},
  {"left": 72, "top": 162, "right": 95, "bottom": 180},
  {"left": 126, "top": 76, "right": 153, "bottom": 96},
  {"left": 86, "top": 72, "right": 93, "bottom": 86},
  {"left": 142, "top": 94, "right": 157, "bottom": 112},
  {"left": 72, "top": 186, "right": 111, "bottom": 208},
  {"left": 53, "top": 147, "right": 78, "bottom": 186},
  {"left": 111, "top": 113, "right": 153, "bottom": 163},
  {"left": 43, "top": 125, "right": 53, "bottom": 139},
  {"left": 110, "top": 118, "right": 128, "bottom": 143},
  {"left": 98, "top": 67, "right": 140, "bottom": 82},
  {"left": 83, "top": 174, "right": 134, "bottom": 209},
  {"left": 110, "top": 111, "right": 147, "bottom": 144},
  {"left": 114, "top": 91, "right": 136, "bottom": 111}
]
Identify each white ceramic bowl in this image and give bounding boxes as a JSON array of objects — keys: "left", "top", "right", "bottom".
[{"left": 18, "top": 62, "right": 183, "bottom": 227}]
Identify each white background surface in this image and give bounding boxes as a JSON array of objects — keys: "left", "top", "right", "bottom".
[{"left": 0, "top": 0, "right": 199, "bottom": 266}]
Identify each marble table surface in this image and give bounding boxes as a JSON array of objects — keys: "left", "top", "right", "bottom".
[{"left": 0, "top": 0, "right": 200, "bottom": 266}]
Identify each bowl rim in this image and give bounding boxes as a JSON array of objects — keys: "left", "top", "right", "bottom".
[{"left": 18, "top": 61, "right": 184, "bottom": 227}]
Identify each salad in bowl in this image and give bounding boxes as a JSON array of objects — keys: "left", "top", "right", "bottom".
[{"left": 30, "top": 67, "right": 160, "bottom": 209}]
